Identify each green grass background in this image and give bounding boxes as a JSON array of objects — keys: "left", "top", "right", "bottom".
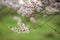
[{"left": 0, "top": 6, "right": 60, "bottom": 40}]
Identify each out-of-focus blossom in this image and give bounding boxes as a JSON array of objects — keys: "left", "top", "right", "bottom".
[
  {"left": 13, "top": 16, "right": 21, "bottom": 22},
  {"left": 30, "top": 17, "right": 36, "bottom": 23}
]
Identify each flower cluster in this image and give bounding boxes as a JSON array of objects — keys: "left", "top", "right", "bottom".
[
  {"left": 8, "top": 16, "right": 30, "bottom": 33},
  {"left": 2, "top": 0, "right": 60, "bottom": 17},
  {"left": 17, "top": 0, "right": 43, "bottom": 17}
]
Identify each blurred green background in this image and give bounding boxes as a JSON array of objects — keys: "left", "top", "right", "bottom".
[{"left": 0, "top": 6, "right": 60, "bottom": 40}]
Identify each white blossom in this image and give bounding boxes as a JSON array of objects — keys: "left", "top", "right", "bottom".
[{"left": 8, "top": 26, "right": 20, "bottom": 33}]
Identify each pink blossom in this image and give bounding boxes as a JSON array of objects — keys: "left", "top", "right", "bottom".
[{"left": 30, "top": 17, "right": 36, "bottom": 23}]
